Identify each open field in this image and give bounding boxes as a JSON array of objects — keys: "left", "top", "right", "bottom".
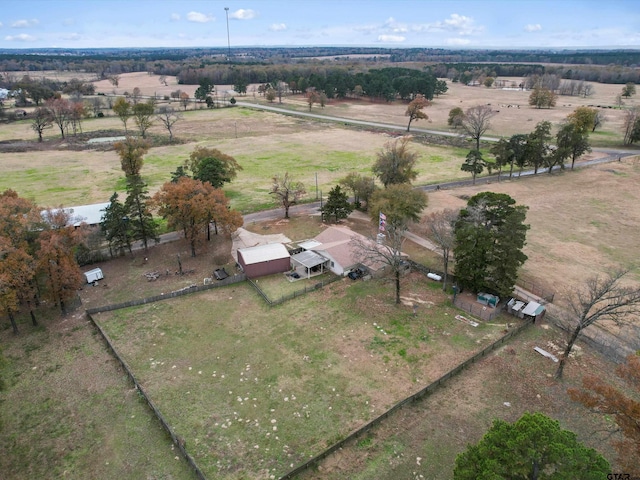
[
  {"left": 0, "top": 307, "right": 196, "bottom": 480},
  {"left": 92, "top": 273, "right": 527, "bottom": 479},
  {"left": 299, "top": 322, "right": 623, "bottom": 480}
]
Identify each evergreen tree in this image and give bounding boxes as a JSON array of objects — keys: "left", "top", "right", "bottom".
[
  {"left": 321, "top": 185, "right": 353, "bottom": 222},
  {"left": 101, "top": 192, "right": 132, "bottom": 256},
  {"left": 454, "top": 412, "right": 610, "bottom": 480},
  {"left": 454, "top": 192, "right": 528, "bottom": 297},
  {"left": 460, "top": 149, "right": 485, "bottom": 185},
  {"left": 125, "top": 176, "right": 158, "bottom": 252}
]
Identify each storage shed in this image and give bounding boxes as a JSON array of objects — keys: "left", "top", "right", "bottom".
[
  {"left": 237, "top": 243, "right": 291, "bottom": 279},
  {"left": 84, "top": 268, "right": 104, "bottom": 284}
]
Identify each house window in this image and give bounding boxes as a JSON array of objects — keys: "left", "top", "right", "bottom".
[{"left": 330, "top": 261, "right": 334, "bottom": 267}]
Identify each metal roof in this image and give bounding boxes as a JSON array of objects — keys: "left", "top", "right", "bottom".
[
  {"left": 291, "top": 250, "right": 328, "bottom": 268},
  {"left": 238, "top": 243, "right": 290, "bottom": 264},
  {"left": 522, "top": 301, "right": 545, "bottom": 316}
]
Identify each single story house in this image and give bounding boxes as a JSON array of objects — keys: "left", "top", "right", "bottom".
[
  {"left": 237, "top": 243, "right": 291, "bottom": 278},
  {"left": 296, "top": 226, "right": 389, "bottom": 277}
]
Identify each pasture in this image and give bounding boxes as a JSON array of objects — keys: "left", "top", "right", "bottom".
[
  {"left": 92, "top": 272, "right": 523, "bottom": 479},
  {"left": 2, "top": 70, "right": 639, "bottom": 478}
]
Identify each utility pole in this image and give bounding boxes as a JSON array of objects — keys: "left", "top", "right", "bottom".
[{"left": 224, "top": 7, "right": 231, "bottom": 60}]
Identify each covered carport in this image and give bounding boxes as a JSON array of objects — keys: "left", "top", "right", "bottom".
[{"left": 290, "top": 250, "right": 329, "bottom": 279}]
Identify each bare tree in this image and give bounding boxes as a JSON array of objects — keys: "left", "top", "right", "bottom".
[
  {"left": 555, "top": 269, "right": 640, "bottom": 379},
  {"left": 353, "top": 224, "right": 409, "bottom": 305},
  {"left": 31, "top": 107, "right": 52, "bottom": 142},
  {"left": 461, "top": 105, "right": 496, "bottom": 151},
  {"left": 156, "top": 106, "right": 182, "bottom": 143},
  {"left": 270, "top": 173, "right": 306, "bottom": 219},
  {"left": 419, "top": 209, "right": 459, "bottom": 291},
  {"left": 109, "top": 75, "right": 120, "bottom": 88}
]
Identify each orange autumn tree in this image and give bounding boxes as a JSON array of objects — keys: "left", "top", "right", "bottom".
[
  {"left": 568, "top": 354, "right": 640, "bottom": 475},
  {"left": 37, "top": 209, "right": 85, "bottom": 315},
  {"left": 0, "top": 190, "right": 42, "bottom": 333},
  {"left": 153, "top": 177, "right": 242, "bottom": 257},
  {"left": 405, "top": 94, "right": 431, "bottom": 132}
]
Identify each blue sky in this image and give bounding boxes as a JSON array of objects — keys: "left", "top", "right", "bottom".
[{"left": 1, "top": 0, "right": 639, "bottom": 49}]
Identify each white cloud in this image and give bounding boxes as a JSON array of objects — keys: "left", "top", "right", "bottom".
[
  {"left": 5, "top": 33, "right": 37, "bottom": 42},
  {"left": 415, "top": 13, "right": 482, "bottom": 36},
  {"left": 524, "top": 24, "right": 542, "bottom": 32},
  {"left": 11, "top": 19, "right": 39, "bottom": 28},
  {"left": 378, "top": 34, "right": 405, "bottom": 43},
  {"left": 383, "top": 17, "right": 408, "bottom": 34},
  {"left": 230, "top": 9, "right": 257, "bottom": 20},
  {"left": 446, "top": 37, "right": 471, "bottom": 46},
  {"left": 269, "top": 23, "right": 287, "bottom": 32},
  {"left": 186, "top": 11, "right": 214, "bottom": 23},
  {"left": 171, "top": 13, "right": 181, "bottom": 21},
  {"left": 62, "top": 18, "right": 75, "bottom": 26}
]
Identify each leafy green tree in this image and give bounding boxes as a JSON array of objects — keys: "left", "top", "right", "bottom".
[
  {"left": 170, "top": 165, "right": 190, "bottom": 183},
  {"left": 509, "top": 133, "right": 529, "bottom": 177},
  {"left": 461, "top": 149, "right": 485, "bottom": 185},
  {"left": 372, "top": 136, "right": 419, "bottom": 188},
  {"left": 454, "top": 192, "right": 528, "bottom": 297},
  {"left": 525, "top": 121, "right": 553, "bottom": 174},
  {"left": 529, "top": 86, "right": 557, "bottom": 108},
  {"left": 369, "top": 183, "right": 427, "bottom": 230},
  {"left": 454, "top": 412, "right": 610, "bottom": 480},
  {"left": 194, "top": 78, "right": 214, "bottom": 102},
  {"left": 185, "top": 146, "right": 242, "bottom": 188},
  {"left": 447, "top": 107, "right": 464, "bottom": 129},
  {"left": 132, "top": 100, "right": 155, "bottom": 138},
  {"left": 483, "top": 77, "right": 495, "bottom": 88},
  {"left": 114, "top": 137, "right": 150, "bottom": 177},
  {"left": 124, "top": 175, "right": 158, "bottom": 252},
  {"left": 100, "top": 192, "right": 132, "bottom": 257},
  {"left": 567, "top": 106, "right": 598, "bottom": 133},
  {"left": 405, "top": 94, "right": 430, "bottom": 132},
  {"left": 489, "top": 138, "right": 512, "bottom": 180},
  {"left": 112, "top": 97, "right": 132, "bottom": 132},
  {"left": 621, "top": 82, "right": 636, "bottom": 98},
  {"left": 555, "top": 122, "right": 591, "bottom": 170},
  {"left": 339, "top": 172, "right": 376, "bottom": 210},
  {"left": 233, "top": 78, "right": 248, "bottom": 95},
  {"left": 321, "top": 185, "right": 353, "bottom": 222}
]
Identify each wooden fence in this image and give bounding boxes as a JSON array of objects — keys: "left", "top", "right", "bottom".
[
  {"left": 86, "top": 311, "right": 207, "bottom": 479},
  {"left": 86, "top": 273, "right": 246, "bottom": 314},
  {"left": 278, "top": 318, "right": 534, "bottom": 479},
  {"left": 453, "top": 297, "right": 503, "bottom": 321}
]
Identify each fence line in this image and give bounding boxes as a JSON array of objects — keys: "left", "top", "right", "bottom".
[
  {"left": 517, "top": 278, "right": 555, "bottom": 303},
  {"left": 247, "top": 275, "right": 342, "bottom": 307},
  {"left": 453, "top": 297, "right": 503, "bottom": 321},
  {"left": 86, "top": 312, "right": 207, "bottom": 480},
  {"left": 86, "top": 273, "right": 246, "bottom": 314},
  {"left": 279, "top": 318, "right": 534, "bottom": 479}
]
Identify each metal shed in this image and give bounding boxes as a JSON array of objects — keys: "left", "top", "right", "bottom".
[{"left": 237, "top": 243, "right": 291, "bottom": 279}]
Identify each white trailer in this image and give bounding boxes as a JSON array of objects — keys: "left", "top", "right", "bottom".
[{"left": 84, "top": 268, "right": 104, "bottom": 284}]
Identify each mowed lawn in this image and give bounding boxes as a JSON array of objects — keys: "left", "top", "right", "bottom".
[{"left": 94, "top": 273, "right": 514, "bottom": 479}]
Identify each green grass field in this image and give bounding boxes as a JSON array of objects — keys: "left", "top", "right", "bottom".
[{"left": 94, "top": 273, "right": 512, "bottom": 479}]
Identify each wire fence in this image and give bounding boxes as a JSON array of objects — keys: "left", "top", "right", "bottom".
[
  {"left": 279, "top": 318, "right": 534, "bottom": 479},
  {"left": 247, "top": 275, "right": 342, "bottom": 307}
]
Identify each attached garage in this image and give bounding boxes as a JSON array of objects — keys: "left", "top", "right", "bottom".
[{"left": 237, "top": 243, "right": 291, "bottom": 279}]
